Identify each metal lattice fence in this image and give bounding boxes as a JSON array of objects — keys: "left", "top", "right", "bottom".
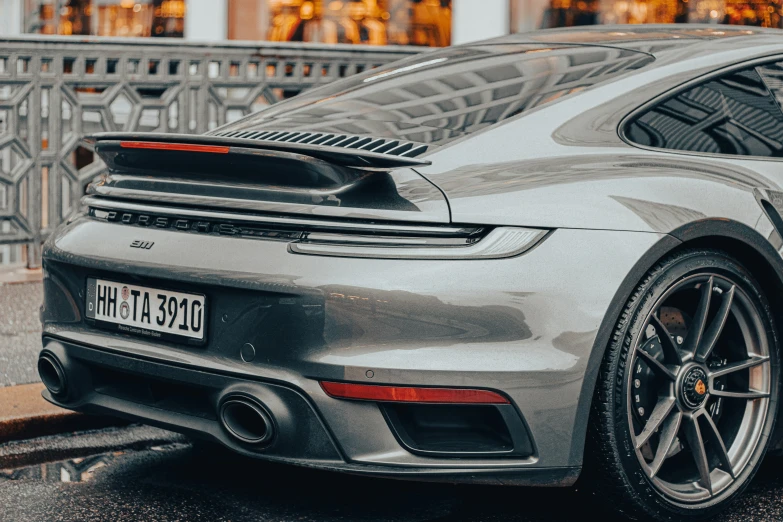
[{"left": 0, "top": 35, "right": 418, "bottom": 267}]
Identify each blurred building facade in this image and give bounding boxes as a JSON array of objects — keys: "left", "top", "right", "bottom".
[{"left": 3, "top": 0, "right": 783, "bottom": 47}]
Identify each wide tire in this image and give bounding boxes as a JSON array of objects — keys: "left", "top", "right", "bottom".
[{"left": 587, "top": 249, "right": 780, "bottom": 521}]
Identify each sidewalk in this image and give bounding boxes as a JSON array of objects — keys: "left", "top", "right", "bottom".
[
  {"left": 0, "top": 266, "right": 131, "bottom": 444},
  {"left": 0, "top": 268, "right": 44, "bottom": 388},
  {"left": 0, "top": 266, "right": 102, "bottom": 443}
]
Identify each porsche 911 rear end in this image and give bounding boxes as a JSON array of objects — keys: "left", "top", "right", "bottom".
[
  {"left": 39, "top": 134, "right": 563, "bottom": 480},
  {"left": 40, "top": 25, "right": 783, "bottom": 521},
  {"left": 39, "top": 39, "right": 665, "bottom": 489}
]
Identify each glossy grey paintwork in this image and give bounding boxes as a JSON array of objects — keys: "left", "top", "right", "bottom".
[{"left": 40, "top": 25, "right": 783, "bottom": 485}]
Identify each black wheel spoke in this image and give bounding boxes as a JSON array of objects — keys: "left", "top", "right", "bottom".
[
  {"left": 636, "top": 397, "right": 677, "bottom": 450},
  {"left": 685, "top": 414, "right": 713, "bottom": 494},
  {"left": 649, "top": 314, "right": 683, "bottom": 365},
  {"left": 648, "top": 411, "right": 683, "bottom": 478},
  {"left": 636, "top": 345, "right": 677, "bottom": 381},
  {"left": 696, "top": 285, "right": 735, "bottom": 363},
  {"left": 699, "top": 409, "right": 734, "bottom": 478},
  {"left": 683, "top": 276, "right": 713, "bottom": 357}
]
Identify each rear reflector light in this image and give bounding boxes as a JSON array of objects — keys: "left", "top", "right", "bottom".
[
  {"left": 320, "top": 381, "right": 509, "bottom": 404},
  {"left": 120, "top": 141, "right": 230, "bottom": 154}
]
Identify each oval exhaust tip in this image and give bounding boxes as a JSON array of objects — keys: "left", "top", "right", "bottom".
[
  {"left": 38, "top": 353, "right": 67, "bottom": 397},
  {"left": 219, "top": 397, "right": 274, "bottom": 445}
]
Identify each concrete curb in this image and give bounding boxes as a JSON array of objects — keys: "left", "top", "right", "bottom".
[{"left": 0, "top": 383, "right": 125, "bottom": 444}]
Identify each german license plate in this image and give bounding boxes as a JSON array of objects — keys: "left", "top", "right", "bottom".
[{"left": 86, "top": 278, "right": 206, "bottom": 343}]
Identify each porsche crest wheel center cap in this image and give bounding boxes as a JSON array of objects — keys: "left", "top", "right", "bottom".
[{"left": 681, "top": 366, "right": 709, "bottom": 409}]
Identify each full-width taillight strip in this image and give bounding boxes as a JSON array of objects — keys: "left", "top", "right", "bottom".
[
  {"left": 320, "top": 381, "right": 509, "bottom": 404},
  {"left": 120, "top": 141, "right": 230, "bottom": 154}
]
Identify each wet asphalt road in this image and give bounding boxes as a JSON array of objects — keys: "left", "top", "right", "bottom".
[{"left": 2, "top": 427, "right": 783, "bottom": 522}]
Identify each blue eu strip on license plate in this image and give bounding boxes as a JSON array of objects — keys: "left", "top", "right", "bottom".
[{"left": 85, "top": 278, "right": 206, "bottom": 343}]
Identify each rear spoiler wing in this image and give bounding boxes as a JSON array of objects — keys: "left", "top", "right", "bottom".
[{"left": 87, "top": 132, "right": 432, "bottom": 170}]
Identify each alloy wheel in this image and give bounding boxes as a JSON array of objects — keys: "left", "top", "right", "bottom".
[{"left": 628, "top": 273, "right": 772, "bottom": 502}]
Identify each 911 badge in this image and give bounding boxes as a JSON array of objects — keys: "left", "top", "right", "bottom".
[{"left": 130, "top": 240, "right": 154, "bottom": 250}]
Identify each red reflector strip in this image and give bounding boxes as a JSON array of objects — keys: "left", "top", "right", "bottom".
[
  {"left": 120, "top": 141, "right": 230, "bottom": 154},
  {"left": 320, "top": 381, "right": 509, "bottom": 404}
]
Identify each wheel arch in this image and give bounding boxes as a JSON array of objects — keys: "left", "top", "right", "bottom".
[{"left": 573, "top": 218, "right": 783, "bottom": 468}]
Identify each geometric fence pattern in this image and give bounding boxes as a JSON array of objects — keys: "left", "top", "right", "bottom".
[{"left": 0, "top": 36, "right": 417, "bottom": 267}]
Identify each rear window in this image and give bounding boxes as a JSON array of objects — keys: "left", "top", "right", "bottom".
[{"left": 219, "top": 44, "right": 654, "bottom": 146}]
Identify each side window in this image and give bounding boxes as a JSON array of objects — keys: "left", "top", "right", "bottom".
[{"left": 625, "top": 66, "right": 783, "bottom": 157}]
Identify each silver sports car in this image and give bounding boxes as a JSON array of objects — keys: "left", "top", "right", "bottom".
[{"left": 39, "top": 24, "right": 783, "bottom": 520}]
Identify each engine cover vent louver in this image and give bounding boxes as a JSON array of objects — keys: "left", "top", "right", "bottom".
[{"left": 211, "top": 130, "right": 429, "bottom": 159}]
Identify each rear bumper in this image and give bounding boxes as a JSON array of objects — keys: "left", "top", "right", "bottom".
[
  {"left": 42, "top": 215, "right": 666, "bottom": 482},
  {"left": 41, "top": 336, "right": 577, "bottom": 486}
]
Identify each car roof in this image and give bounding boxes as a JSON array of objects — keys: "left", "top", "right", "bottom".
[
  {"left": 210, "top": 41, "right": 657, "bottom": 148},
  {"left": 494, "top": 24, "right": 777, "bottom": 45},
  {"left": 210, "top": 25, "right": 783, "bottom": 154},
  {"left": 490, "top": 24, "right": 783, "bottom": 57}
]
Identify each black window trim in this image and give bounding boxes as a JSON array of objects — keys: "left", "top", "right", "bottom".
[{"left": 618, "top": 52, "right": 783, "bottom": 162}]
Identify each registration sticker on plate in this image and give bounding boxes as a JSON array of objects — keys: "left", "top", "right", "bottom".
[{"left": 85, "top": 278, "right": 206, "bottom": 343}]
